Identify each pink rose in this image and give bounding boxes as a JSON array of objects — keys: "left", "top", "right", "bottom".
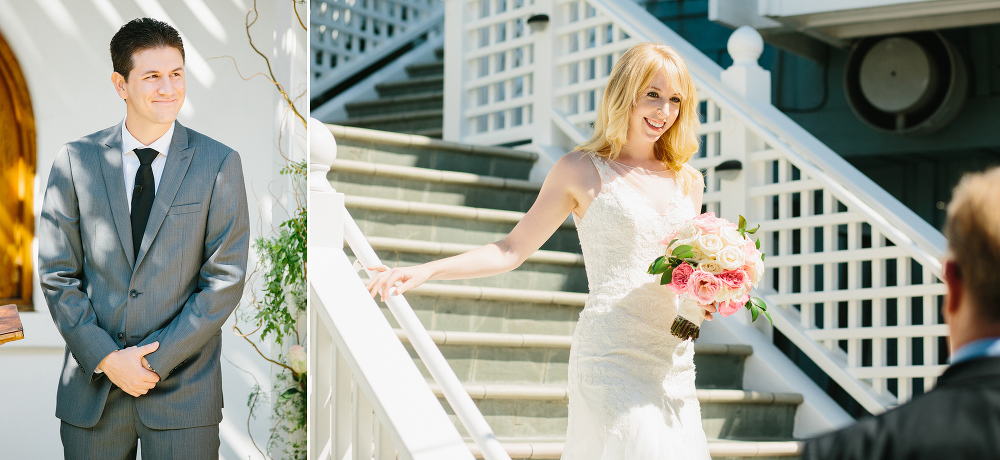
[
  {"left": 693, "top": 212, "right": 722, "bottom": 234},
  {"left": 718, "top": 299, "right": 744, "bottom": 317},
  {"left": 742, "top": 240, "right": 758, "bottom": 260},
  {"left": 717, "top": 269, "right": 749, "bottom": 290},
  {"left": 687, "top": 269, "right": 720, "bottom": 304},
  {"left": 667, "top": 262, "right": 695, "bottom": 294}
]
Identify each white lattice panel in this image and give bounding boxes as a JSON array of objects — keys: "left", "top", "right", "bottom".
[
  {"left": 457, "top": 0, "right": 539, "bottom": 144},
  {"left": 312, "top": 0, "right": 441, "bottom": 83}
]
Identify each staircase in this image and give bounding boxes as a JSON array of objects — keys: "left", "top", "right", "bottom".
[
  {"left": 328, "top": 123, "right": 805, "bottom": 459},
  {"left": 330, "top": 48, "right": 446, "bottom": 138}
]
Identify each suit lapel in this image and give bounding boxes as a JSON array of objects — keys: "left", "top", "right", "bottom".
[
  {"left": 134, "top": 122, "right": 194, "bottom": 269},
  {"left": 98, "top": 123, "right": 136, "bottom": 269}
]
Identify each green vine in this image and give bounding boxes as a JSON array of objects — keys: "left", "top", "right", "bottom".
[{"left": 230, "top": 0, "right": 308, "bottom": 459}]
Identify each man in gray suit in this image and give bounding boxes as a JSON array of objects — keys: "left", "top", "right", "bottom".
[{"left": 38, "top": 18, "right": 249, "bottom": 459}]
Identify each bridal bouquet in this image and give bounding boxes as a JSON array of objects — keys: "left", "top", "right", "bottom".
[{"left": 647, "top": 213, "right": 770, "bottom": 340}]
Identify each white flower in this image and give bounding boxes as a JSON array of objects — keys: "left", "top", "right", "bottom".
[
  {"left": 674, "top": 224, "right": 702, "bottom": 248},
  {"left": 689, "top": 247, "right": 707, "bottom": 261},
  {"left": 695, "top": 233, "right": 724, "bottom": 256},
  {"left": 288, "top": 345, "right": 307, "bottom": 375},
  {"left": 716, "top": 246, "right": 745, "bottom": 270},
  {"left": 750, "top": 259, "right": 765, "bottom": 288},
  {"left": 699, "top": 260, "right": 724, "bottom": 274},
  {"left": 717, "top": 284, "right": 732, "bottom": 302},
  {"left": 720, "top": 227, "right": 745, "bottom": 247}
]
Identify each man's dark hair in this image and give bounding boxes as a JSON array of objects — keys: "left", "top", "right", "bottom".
[{"left": 110, "top": 18, "right": 184, "bottom": 81}]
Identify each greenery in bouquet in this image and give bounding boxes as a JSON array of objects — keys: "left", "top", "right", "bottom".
[{"left": 647, "top": 214, "right": 771, "bottom": 339}]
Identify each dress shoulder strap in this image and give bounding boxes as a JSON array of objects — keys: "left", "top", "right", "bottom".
[{"left": 583, "top": 152, "right": 618, "bottom": 185}]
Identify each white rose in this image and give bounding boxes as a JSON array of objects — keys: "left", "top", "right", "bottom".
[
  {"left": 288, "top": 345, "right": 307, "bottom": 375},
  {"left": 717, "top": 284, "right": 732, "bottom": 302},
  {"left": 751, "top": 259, "right": 765, "bottom": 288},
  {"left": 688, "top": 247, "right": 707, "bottom": 261},
  {"left": 720, "top": 227, "right": 745, "bottom": 247},
  {"left": 695, "top": 233, "right": 724, "bottom": 256},
  {"left": 716, "top": 246, "right": 745, "bottom": 270},
  {"left": 674, "top": 224, "right": 702, "bottom": 248},
  {"left": 699, "top": 260, "right": 724, "bottom": 274}
]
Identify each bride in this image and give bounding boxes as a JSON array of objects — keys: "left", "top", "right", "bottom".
[{"left": 367, "top": 42, "right": 715, "bottom": 459}]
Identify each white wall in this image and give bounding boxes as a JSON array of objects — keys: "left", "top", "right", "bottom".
[{"left": 0, "top": 0, "right": 306, "bottom": 458}]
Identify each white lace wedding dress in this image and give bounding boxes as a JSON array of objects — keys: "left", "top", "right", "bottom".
[{"left": 562, "top": 153, "right": 711, "bottom": 459}]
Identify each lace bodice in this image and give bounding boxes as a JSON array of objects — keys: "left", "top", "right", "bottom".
[{"left": 573, "top": 153, "right": 697, "bottom": 304}]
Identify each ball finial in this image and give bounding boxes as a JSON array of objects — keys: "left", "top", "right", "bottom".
[{"left": 728, "top": 25, "right": 764, "bottom": 67}]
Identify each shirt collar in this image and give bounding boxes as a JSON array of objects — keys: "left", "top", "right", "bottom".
[
  {"left": 122, "top": 118, "right": 175, "bottom": 157},
  {"left": 949, "top": 336, "right": 1000, "bottom": 366}
]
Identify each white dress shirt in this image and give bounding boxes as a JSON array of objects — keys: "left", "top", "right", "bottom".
[{"left": 122, "top": 120, "right": 174, "bottom": 211}]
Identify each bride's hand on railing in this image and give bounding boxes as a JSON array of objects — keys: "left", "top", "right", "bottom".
[{"left": 366, "top": 264, "right": 432, "bottom": 302}]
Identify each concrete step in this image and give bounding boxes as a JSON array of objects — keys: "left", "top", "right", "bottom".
[
  {"left": 329, "top": 124, "right": 536, "bottom": 179},
  {"left": 429, "top": 383, "right": 802, "bottom": 440},
  {"left": 405, "top": 61, "right": 444, "bottom": 78},
  {"left": 346, "top": 195, "right": 581, "bottom": 252},
  {"left": 467, "top": 441, "right": 803, "bottom": 459},
  {"left": 394, "top": 329, "right": 751, "bottom": 389},
  {"left": 329, "top": 159, "right": 542, "bottom": 212},
  {"left": 380, "top": 284, "right": 585, "bottom": 336},
  {"left": 344, "top": 92, "right": 443, "bottom": 119},
  {"left": 339, "top": 108, "right": 444, "bottom": 135},
  {"left": 375, "top": 75, "right": 444, "bottom": 97}
]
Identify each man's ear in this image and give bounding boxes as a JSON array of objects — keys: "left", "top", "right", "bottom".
[
  {"left": 943, "top": 259, "right": 963, "bottom": 321},
  {"left": 111, "top": 72, "right": 128, "bottom": 100}
]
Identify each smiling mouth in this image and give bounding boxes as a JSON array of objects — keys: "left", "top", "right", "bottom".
[{"left": 645, "top": 117, "right": 665, "bottom": 130}]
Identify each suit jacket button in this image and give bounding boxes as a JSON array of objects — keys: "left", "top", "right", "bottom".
[
  {"left": 129, "top": 289, "right": 139, "bottom": 298},
  {"left": 117, "top": 332, "right": 124, "bottom": 340}
]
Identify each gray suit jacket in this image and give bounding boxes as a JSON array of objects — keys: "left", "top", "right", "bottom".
[{"left": 38, "top": 121, "right": 250, "bottom": 429}]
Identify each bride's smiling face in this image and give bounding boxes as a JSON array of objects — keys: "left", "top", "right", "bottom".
[{"left": 628, "top": 67, "right": 681, "bottom": 146}]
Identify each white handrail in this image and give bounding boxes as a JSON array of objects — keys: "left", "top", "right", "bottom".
[{"left": 343, "top": 210, "right": 512, "bottom": 460}]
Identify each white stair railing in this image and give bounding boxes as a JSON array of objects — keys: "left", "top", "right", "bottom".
[
  {"left": 308, "top": 119, "right": 511, "bottom": 460},
  {"left": 445, "top": 0, "right": 949, "bottom": 413},
  {"left": 311, "top": 0, "right": 444, "bottom": 100}
]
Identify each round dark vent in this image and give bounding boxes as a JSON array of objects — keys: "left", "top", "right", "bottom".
[{"left": 845, "top": 32, "right": 968, "bottom": 136}]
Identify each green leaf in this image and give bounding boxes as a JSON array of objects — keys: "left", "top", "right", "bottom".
[
  {"left": 677, "top": 251, "right": 695, "bottom": 259},
  {"left": 280, "top": 387, "right": 300, "bottom": 400},
  {"left": 647, "top": 256, "right": 666, "bottom": 274},
  {"left": 672, "top": 244, "right": 693, "bottom": 257},
  {"left": 755, "top": 238, "right": 761, "bottom": 249},
  {"left": 750, "top": 305, "right": 760, "bottom": 322},
  {"left": 668, "top": 238, "right": 678, "bottom": 247},
  {"left": 746, "top": 224, "right": 760, "bottom": 234},
  {"left": 763, "top": 310, "right": 773, "bottom": 325},
  {"left": 738, "top": 215, "right": 747, "bottom": 230},
  {"left": 661, "top": 269, "right": 673, "bottom": 285},
  {"left": 761, "top": 253, "right": 766, "bottom": 261}
]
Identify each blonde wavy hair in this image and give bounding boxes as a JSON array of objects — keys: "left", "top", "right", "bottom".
[{"left": 575, "top": 42, "right": 703, "bottom": 194}]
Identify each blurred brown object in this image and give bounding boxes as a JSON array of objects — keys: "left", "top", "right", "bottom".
[{"left": 0, "top": 303, "right": 24, "bottom": 344}]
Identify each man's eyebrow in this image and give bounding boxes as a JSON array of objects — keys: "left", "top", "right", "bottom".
[{"left": 139, "top": 67, "right": 184, "bottom": 76}]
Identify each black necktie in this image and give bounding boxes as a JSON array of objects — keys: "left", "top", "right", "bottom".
[{"left": 131, "top": 148, "right": 158, "bottom": 259}]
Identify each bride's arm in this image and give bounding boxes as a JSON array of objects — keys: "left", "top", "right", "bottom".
[{"left": 366, "top": 152, "right": 595, "bottom": 301}]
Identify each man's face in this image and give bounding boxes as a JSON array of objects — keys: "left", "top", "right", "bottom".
[{"left": 113, "top": 46, "right": 185, "bottom": 130}]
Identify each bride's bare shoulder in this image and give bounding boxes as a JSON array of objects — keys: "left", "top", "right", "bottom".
[{"left": 551, "top": 151, "right": 600, "bottom": 185}]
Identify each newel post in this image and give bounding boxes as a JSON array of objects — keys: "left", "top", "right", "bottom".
[
  {"left": 308, "top": 118, "right": 345, "bottom": 249},
  {"left": 718, "top": 25, "right": 770, "bottom": 225}
]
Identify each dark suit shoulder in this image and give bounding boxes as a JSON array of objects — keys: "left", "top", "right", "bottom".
[{"left": 803, "top": 368, "right": 1000, "bottom": 459}]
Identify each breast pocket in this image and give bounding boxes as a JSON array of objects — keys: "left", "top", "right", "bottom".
[{"left": 167, "top": 202, "right": 203, "bottom": 216}]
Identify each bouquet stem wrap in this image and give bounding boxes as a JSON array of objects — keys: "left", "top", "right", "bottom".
[{"left": 672, "top": 294, "right": 705, "bottom": 341}]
